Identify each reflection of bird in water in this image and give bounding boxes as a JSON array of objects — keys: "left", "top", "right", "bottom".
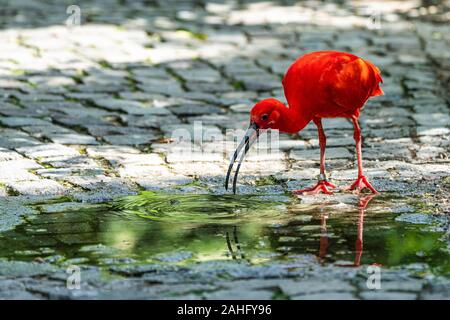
[
  {"left": 320, "top": 195, "right": 376, "bottom": 267},
  {"left": 226, "top": 226, "right": 246, "bottom": 260},
  {"left": 225, "top": 195, "right": 377, "bottom": 265},
  {"left": 318, "top": 213, "right": 329, "bottom": 263}
]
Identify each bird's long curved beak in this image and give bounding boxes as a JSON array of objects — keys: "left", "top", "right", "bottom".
[{"left": 225, "top": 122, "right": 260, "bottom": 194}]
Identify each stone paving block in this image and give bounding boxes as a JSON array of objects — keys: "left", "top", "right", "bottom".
[
  {"left": 103, "top": 134, "right": 158, "bottom": 145},
  {"left": 243, "top": 149, "right": 285, "bottom": 162},
  {"left": 236, "top": 160, "right": 287, "bottom": 174},
  {"left": 71, "top": 189, "right": 137, "bottom": 203},
  {"left": 25, "top": 281, "right": 99, "bottom": 299},
  {"left": 64, "top": 175, "right": 131, "bottom": 191},
  {"left": 86, "top": 145, "right": 141, "bottom": 158},
  {"left": 137, "top": 78, "right": 184, "bottom": 95},
  {"left": 356, "top": 279, "right": 424, "bottom": 292},
  {"left": 0, "top": 169, "right": 39, "bottom": 182},
  {"left": 0, "top": 200, "right": 38, "bottom": 232},
  {"left": 57, "top": 105, "right": 117, "bottom": 121},
  {"left": 22, "top": 124, "right": 73, "bottom": 136},
  {"left": 413, "top": 113, "right": 450, "bottom": 127},
  {"left": 40, "top": 155, "right": 100, "bottom": 168},
  {"left": 0, "top": 105, "right": 50, "bottom": 118},
  {"left": 0, "top": 129, "right": 42, "bottom": 149},
  {"left": 322, "top": 118, "right": 354, "bottom": 130},
  {"left": 48, "top": 133, "right": 99, "bottom": 145},
  {"left": 38, "top": 202, "right": 101, "bottom": 213},
  {"left": 363, "top": 145, "right": 412, "bottom": 160},
  {"left": 176, "top": 68, "right": 222, "bottom": 83},
  {"left": 0, "top": 116, "right": 51, "bottom": 127},
  {"left": 166, "top": 150, "right": 223, "bottom": 163},
  {"left": 124, "top": 114, "right": 181, "bottom": 128},
  {"left": 0, "top": 156, "right": 42, "bottom": 169},
  {"left": 111, "top": 153, "right": 164, "bottom": 166},
  {"left": 94, "top": 98, "right": 172, "bottom": 115},
  {"left": 0, "top": 289, "right": 42, "bottom": 299},
  {"left": 55, "top": 116, "right": 112, "bottom": 128},
  {"left": 277, "top": 169, "right": 319, "bottom": 181},
  {"left": 415, "top": 146, "right": 447, "bottom": 160},
  {"left": 0, "top": 261, "right": 59, "bottom": 277},
  {"left": 275, "top": 138, "right": 308, "bottom": 150},
  {"left": 309, "top": 137, "right": 355, "bottom": 147},
  {"left": 420, "top": 292, "right": 450, "bottom": 300},
  {"left": 290, "top": 147, "right": 352, "bottom": 161},
  {"left": 17, "top": 143, "right": 80, "bottom": 159},
  {"left": 86, "top": 124, "right": 154, "bottom": 137},
  {"left": 280, "top": 279, "right": 355, "bottom": 296},
  {"left": 6, "top": 179, "right": 67, "bottom": 196},
  {"left": 417, "top": 126, "right": 449, "bottom": 136},
  {"left": 170, "top": 162, "right": 223, "bottom": 176},
  {"left": 36, "top": 168, "right": 105, "bottom": 179},
  {"left": 169, "top": 104, "right": 225, "bottom": 116},
  {"left": 205, "top": 289, "right": 274, "bottom": 300},
  {"left": 118, "top": 165, "right": 167, "bottom": 178},
  {"left": 162, "top": 124, "right": 224, "bottom": 143},
  {"left": 359, "top": 291, "right": 417, "bottom": 300},
  {"left": 134, "top": 175, "right": 194, "bottom": 190},
  {"left": 331, "top": 168, "right": 390, "bottom": 180},
  {"left": 292, "top": 292, "right": 357, "bottom": 300}
]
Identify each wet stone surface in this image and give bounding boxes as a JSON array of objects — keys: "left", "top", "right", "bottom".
[{"left": 0, "top": 0, "right": 449, "bottom": 299}]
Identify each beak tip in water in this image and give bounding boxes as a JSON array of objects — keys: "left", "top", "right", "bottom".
[{"left": 225, "top": 122, "right": 260, "bottom": 195}]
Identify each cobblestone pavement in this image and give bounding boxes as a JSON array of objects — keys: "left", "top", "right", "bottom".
[{"left": 0, "top": 0, "right": 449, "bottom": 299}]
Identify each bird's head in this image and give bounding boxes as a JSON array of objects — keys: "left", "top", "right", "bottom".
[
  {"left": 225, "top": 98, "right": 286, "bottom": 194},
  {"left": 250, "top": 98, "right": 284, "bottom": 130}
]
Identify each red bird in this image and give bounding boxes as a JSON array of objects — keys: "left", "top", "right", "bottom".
[{"left": 226, "top": 51, "right": 383, "bottom": 195}]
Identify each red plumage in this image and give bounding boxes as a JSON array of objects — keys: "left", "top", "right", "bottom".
[
  {"left": 226, "top": 51, "right": 383, "bottom": 195},
  {"left": 282, "top": 50, "right": 383, "bottom": 120}
]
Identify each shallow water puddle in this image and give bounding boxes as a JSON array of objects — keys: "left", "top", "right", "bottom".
[{"left": 0, "top": 192, "right": 448, "bottom": 276}]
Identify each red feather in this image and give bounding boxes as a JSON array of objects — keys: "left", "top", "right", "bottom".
[
  {"left": 282, "top": 51, "right": 383, "bottom": 119},
  {"left": 231, "top": 51, "right": 383, "bottom": 194}
]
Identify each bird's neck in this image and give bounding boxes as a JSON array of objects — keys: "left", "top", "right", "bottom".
[{"left": 277, "top": 105, "right": 312, "bottom": 134}]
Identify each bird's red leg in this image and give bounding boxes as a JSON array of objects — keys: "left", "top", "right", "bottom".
[
  {"left": 345, "top": 117, "right": 378, "bottom": 194},
  {"left": 293, "top": 118, "right": 336, "bottom": 195}
]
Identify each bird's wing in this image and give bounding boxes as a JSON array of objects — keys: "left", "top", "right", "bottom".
[
  {"left": 282, "top": 51, "right": 333, "bottom": 111},
  {"left": 282, "top": 51, "right": 383, "bottom": 116},
  {"left": 320, "top": 56, "right": 383, "bottom": 113}
]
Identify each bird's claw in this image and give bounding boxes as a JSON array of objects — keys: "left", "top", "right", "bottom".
[
  {"left": 345, "top": 175, "right": 378, "bottom": 194},
  {"left": 293, "top": 180, "right": 336, "bottom": 195}
]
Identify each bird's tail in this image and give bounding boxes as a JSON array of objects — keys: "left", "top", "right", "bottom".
[
  {"left": 371, "top": 84, "right": 384, "bottom": 97},
  {"left": 365, "top": 60, "right": 384, "bottom": 97}
]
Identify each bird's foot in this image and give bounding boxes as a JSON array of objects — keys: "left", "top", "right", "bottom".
[
  {"left": 293, "top": 180, "right": 336, "bottom": 195},
  {"left": 345, "top": 175, "right": 378, "bottom": 194}
]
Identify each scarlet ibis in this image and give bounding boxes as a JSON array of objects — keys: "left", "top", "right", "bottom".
[{"left": 225, "top": 51, "right": 383, "bottom": 194}]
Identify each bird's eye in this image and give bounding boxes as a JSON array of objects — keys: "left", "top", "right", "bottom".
[{"left": 261, "top": 114, "right": 269, "bottom": 121}]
